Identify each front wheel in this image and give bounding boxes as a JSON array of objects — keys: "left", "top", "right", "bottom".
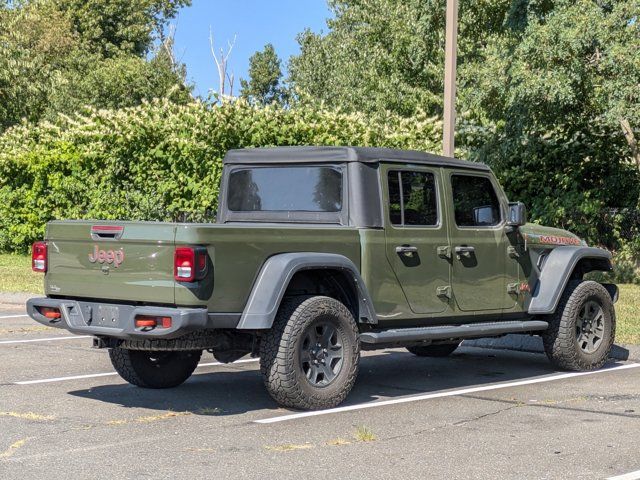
[
  {"left": 542, "top": 280, "right": 615, "bottom": 371},
  {"left": 109, "top": 348, "right": 202, "bottom": 388},
  {"left": 260, "top": 296, "right": 360, "bottom": 410}
]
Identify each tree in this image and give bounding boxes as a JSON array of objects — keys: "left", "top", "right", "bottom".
[
  {"left": 0, "top": 1, "right": 76, "bottom": 129},
  {"left": 209, "top": 29, "right": 236, "bottom": 98},
  {"left": 53, "top": 0, "right": 191, "bottom": 57},
  {"left": 0, "top": 0, "right": 192, "bottom": 131},
  {"left": 289, "top": 0, "right": 514, "bottom": 117},
  {"left": 461, "top": 0, "right": 640, "bottom": 243},
  {"left": 240, "top": 43, "right": 285, "bottom": 105}
]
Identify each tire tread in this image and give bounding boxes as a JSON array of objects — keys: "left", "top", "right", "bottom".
[
  {"left": 542, "top": 280, "right": 615, "bottom": 371},
  {"left": 259, "top": 295, "right": 360, "bottom": 410},
  {"left": 109, "top": 347, "right": 202, "bottom": 388}
]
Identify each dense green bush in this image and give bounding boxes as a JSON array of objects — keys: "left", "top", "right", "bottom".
[
  {"left": 588, "top": 242, "right": 640, "bottom": 285},
  {"left": 0, "top": 99, "right": 441, "bottom": 252}
]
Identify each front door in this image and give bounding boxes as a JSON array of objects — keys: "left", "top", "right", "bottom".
[
  {"left": 445, "top": 171, "right": 511, "bottom": 311},
  {"left": 383, "top": 165, "right": 451, "bottom": 315}
]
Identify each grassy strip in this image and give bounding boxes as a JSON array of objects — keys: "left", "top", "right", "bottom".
[
  {"left": 0, "top": 254, "right": 638, "bottom": 344},
  {"left": 0, "top": 254, "right": 42, "bottom": 294},
  {"left": 616, "top": 284, "right": 640, "bottom": 345}
]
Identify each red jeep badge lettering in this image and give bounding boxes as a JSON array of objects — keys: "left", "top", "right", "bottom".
[{"left": 88, "top": 245, "right": 125, "bottom": 268}]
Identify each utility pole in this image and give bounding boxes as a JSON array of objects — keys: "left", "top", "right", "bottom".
[{"left": 443, "top": 0, "right": 458, "bottom": 158}]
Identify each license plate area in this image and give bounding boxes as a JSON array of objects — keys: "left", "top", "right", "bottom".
[{"left": 94, "top": 305, "right": 121, "bottom": 327}]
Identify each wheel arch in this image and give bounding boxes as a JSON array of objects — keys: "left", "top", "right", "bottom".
[
  {"left": 236, "top": 253, "right": 377, "bottom": 329},
  {"left": 528, "top": 246, "right": 614, "bottom": 315}
]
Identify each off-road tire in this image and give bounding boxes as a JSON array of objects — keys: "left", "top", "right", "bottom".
[
  {"left": 259, "top": 295, "right": 360, "bottom": 410},
  {"left": 109, "top": 347, "right": 202, "bottom": 388},
  {"left": 542, "top": 280, "right": 615, "bottom": 371},
  {"left": 407, "top": 343, "right": 460, "bottom": 357}
]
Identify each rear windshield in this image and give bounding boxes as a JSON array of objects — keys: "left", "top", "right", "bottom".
[{"left": 227, "top": 166, "right": 343, "bottom": 212}]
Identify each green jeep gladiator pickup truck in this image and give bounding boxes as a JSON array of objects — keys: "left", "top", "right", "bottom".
[{"left": 27, "top": 146, "right": 618, "bottom": 410}]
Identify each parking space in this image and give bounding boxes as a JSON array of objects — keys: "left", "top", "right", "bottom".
[{"left": 1, "top": 306, "right": 639, "bottom": 479}]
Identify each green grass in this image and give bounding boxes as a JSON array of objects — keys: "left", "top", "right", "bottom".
[
  {"left": 0, "top": 254, "right": 638, "bottom": 343},
  {"left": 617, "top": 284, "right": 640, "bottom": 345},
  {"left": 0, "top": 254, "right": 43, "bottom": 294}
]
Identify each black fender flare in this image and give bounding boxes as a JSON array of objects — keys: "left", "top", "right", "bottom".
[
  {"left": 236, "top": 252, "right": 377, "bottom": 329},
  {"left": 528, "top": 246, "right": 613, "bottom": 315}
]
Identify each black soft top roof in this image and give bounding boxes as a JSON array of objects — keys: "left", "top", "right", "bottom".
[{"left": 223, "top": 146, "right": 490, "bottom": 171}]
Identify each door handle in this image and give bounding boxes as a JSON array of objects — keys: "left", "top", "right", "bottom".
[
  {"left": 454, "top": 246, "right": 475, "bottom": 258},
  {"left": 396, "top": 245, "right": 418, "bottom": 255}
]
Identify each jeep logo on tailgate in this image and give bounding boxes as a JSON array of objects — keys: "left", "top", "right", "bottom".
[{"left": 89, "top": 245, "right": 125, "bottom": 268}]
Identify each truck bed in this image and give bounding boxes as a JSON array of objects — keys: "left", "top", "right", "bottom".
[{"left": 44, "top": 221, "right": 361, "bottom": 312}]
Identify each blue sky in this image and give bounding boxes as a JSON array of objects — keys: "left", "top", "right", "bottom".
[{"left": 173, "top": 0, "right": 332, "bottom": 98}]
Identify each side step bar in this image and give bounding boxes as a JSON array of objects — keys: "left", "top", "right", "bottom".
[{"left": 360, "top": 320, "right": 549, "bottom": 345}]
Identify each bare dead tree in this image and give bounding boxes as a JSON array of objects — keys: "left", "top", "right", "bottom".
[
  {"left": 162, "top": 23, "right": 178, "bottom": 71},
  {"left": 227, "top": 70, "right": 235, "bottom": 98},
  {"left": 156, "top": 23, "right": 194, "bottom": 101},
  {"left": 209, "top": 28, "right": 237, "bottom": 99}
]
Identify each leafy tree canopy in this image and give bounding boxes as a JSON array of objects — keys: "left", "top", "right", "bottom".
[
  {"left": 53, "top": 0, "right": 189, "bottom": 57},
  {"left": 0, "top": 0, "right": 191, "bottom": 131},
  {"left": 462, "top": 0, "right": 640, "bottom": 235},
  {"left": 288, "top": 0, "right": 518, "bottom": 116},
  {"left": 240, "top": 43, "right": 286, "bottom": 105}
]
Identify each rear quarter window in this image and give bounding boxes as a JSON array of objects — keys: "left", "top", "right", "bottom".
[{"left": 227, "top": 166, "right": 343, "bottom": 212}]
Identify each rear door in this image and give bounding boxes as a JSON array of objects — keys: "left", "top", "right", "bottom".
[
  {"left": 383, "top": 164, "right": 451, "bottom": 315},
  {"left": 45, "top": 221, "right": 176, "bottom": 304},
  {"left": 445, "top": 171, "right": 510, "bottom": 311}
]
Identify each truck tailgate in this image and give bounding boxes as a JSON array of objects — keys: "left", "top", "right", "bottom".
[{"left": 45, "top": 221, "right": 176, "bottom": 304}]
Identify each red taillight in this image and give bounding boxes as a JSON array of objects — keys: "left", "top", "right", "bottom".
[
  {"left": 161, "top": 317, "right": 172, "bottom": 328},
  {"left": 174, "top": 246, "right": 207, "bottom": 282},
  {"left": 32, "top": 241, "right": 47, "bottom": 273},
  {"left": 135, "top": 318, "right": 157, "bottom": 328},
  {"left": 174, "top": 247, "right": 195, "bottom": 282},
  {"left": 135, "top": 316, "right": 172, "bottom": 329},
  {"left": 40, "top": 307, "right": 61, "bottom": 319}
]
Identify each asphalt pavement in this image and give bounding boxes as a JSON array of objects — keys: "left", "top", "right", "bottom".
[{"left": 1, "top": 304, "right": 639, "bottom": 480}]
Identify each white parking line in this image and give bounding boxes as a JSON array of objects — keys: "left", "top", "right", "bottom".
[
  {"left": 16, "top": 372, "right": 119, "bottom": 384},
  {"left": 14, "top": 358, "right": 259, "bottom": 385},
  {"left": 0, "top": 335, "right": 92, "bottom": 345},
  {"left": 0, "top": 314, "right": 29, "bottom": 319},
  {"left": 255, "top": 362, "right": 640, "bottom": 424},
  {"left": 608, "top": 470, "right": 640, "bottom": 480}
]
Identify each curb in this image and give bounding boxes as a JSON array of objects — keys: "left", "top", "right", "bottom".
[
  {"left": 464, "top": 334, "right": 640, "bottom": 362},
  {"left": 0, "top": 292, "right": 34, "bottom": 306}
]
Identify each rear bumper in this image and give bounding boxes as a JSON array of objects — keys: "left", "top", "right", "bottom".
[{"left": 26, "top": 297, "right": 209, "bottom": 340}]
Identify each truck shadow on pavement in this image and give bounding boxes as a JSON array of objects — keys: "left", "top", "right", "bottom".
[{"left": 67, "top": 347, "right": 622, "bottom": 418}]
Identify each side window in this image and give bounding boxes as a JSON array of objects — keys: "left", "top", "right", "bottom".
[
  {"left": 388, "top": 172, "right": 403, "bottom": 225},
  {"left": 451, "top": 174, "right": 501, "bottom": 227},
  {"left": 387, "top": 170, "right": 438, "bottom": 227}
]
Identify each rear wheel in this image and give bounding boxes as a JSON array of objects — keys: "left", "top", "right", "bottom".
[
  {"left": 407, "top": 343, "right": 459, "bottom": 357},
  {"left": 542, "top": 280, "right": 615, "bottom": 371},
  {"left": 109, "top": 347, "right": 202, "bottom": 388},
  {"left": 259, "top": 295, "right": 360, "bottom": 410}
]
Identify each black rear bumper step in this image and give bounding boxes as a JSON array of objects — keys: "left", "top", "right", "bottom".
[{"left": 359, "top": 320, "right": 549, "bottom": 345}]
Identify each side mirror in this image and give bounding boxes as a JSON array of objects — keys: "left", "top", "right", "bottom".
[{"left": 507, "top": 202, "right": 527, "bottom": 227}]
